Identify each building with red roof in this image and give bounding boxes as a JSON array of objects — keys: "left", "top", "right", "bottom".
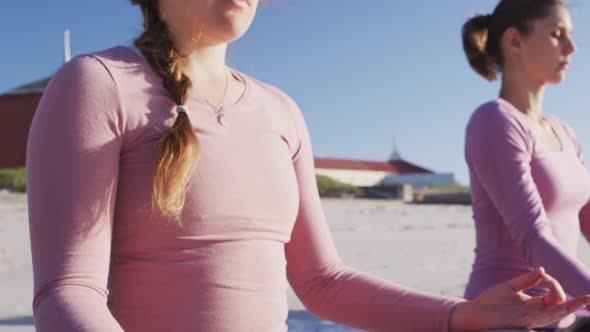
[
  {"left": 314, "top": 146, "right": 455, "bottom": 189},
  {"left": 0, "top": 78, "right": 48, "bottom": 169},
  {"left": 314, "top": 154, "right": 433, "bottom": 187}
]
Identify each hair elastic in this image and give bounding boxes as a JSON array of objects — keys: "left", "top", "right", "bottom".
[{"left": 176, "top": 105, "right": 189, "bottom": 114}]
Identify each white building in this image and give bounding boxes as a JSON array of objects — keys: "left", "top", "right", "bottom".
[
  {"left": 383, "top": 173, "right": 456, "bottom": 190},
  {"left": 314, "top": 146, "right": 455, "bottom": 189}
]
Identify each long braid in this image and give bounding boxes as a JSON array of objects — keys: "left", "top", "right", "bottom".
[{"left": 132, "top": 0, "right": 199, "bottom": 222}]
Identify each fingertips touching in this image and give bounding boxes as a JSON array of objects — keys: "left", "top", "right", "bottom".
[{"left": 540, "top": 271, "right": 566, "bottom": 305}]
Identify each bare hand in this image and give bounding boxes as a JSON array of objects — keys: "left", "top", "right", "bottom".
[{"left": 450, "top": 267, "right": 590, "bottom": 332}]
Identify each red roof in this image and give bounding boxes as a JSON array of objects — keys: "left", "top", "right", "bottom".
[
  {"left": 5, "top": 77, "right": 50, "bottom": 95},
  {"left": 0, "top": 93, "right": 42, "bottom": 168},
  {"left": 314, "top": 157, "right": 432, "bottom": 175}
]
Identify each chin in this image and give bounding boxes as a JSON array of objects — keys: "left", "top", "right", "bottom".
[
  {"left": 218, "top": 27, "right": 249, "bottom": 43},
  {"left": 217, "top": 17, "right": 253, "bottom": 41},
  {"left": 547, "top": 73, "right": 566, "bottom": 85}
]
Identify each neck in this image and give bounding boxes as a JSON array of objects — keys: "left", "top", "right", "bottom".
[
  {"left": 499, "top": 65, "right": 545, "bottom": 122},
  {"left": 181, "top": 45, "right": 229, "bottom": 85},
  {"left": 171, "top": 31, "right": 229, "bottom": 85}
]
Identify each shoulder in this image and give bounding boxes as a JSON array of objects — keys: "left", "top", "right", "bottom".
[
  {"left": 55, "top": 46, "right": 149, "bottom": 90},
  {"left": 89, "top": 45, "right": 145, "bottom": 71},
  {"left": 467, "top": 99, "right": 531, "bottom": 139},
  {"left": 465, "top": 99, "right": 535, "bottom": 158},
  {"left": 468, "top": 100, "right": 525, "bottom": 128},
  {"left": 544, "top": 113, "right": 577, "bottom": 139},
  {"left": 239, "top": 72, "right": 302, "bottom": 119},
  {"left": 245, "top": 72, "right": 298, "bottom": 108},
  {"left": 238, "top": 72, "right": 309, "bottom": 156},
  {"left": 242, "top": 73, "right": 300, "bottom": 113},
  {"left": 38, "top": 48, "right": 128, "bottom": 133},
  {"left": 47, "top": 46, "right": 143, "bottom": 92}
]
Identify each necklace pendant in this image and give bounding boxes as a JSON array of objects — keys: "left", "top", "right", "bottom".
[{"left": 217, "top": 111, "right": 229, "bottom": 127}]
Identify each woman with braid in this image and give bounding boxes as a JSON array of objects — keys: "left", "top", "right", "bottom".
[
  {"left": 26, "top": 0, "right": 590, "bottom": 331},
  {"left": 462, "top": 0, "right": 590, "bottom": 331}
]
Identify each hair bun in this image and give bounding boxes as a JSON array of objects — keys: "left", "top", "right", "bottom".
[{"left": 462, "top": 13, "right": 497, "bottom": 81}]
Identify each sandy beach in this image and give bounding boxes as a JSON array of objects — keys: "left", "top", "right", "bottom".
[{"left": 2, "top": 190, "right": 590, "bottom": 331}]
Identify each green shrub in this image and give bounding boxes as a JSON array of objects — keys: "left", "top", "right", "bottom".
[
  {"left": 425, "top": 184, "right": 470, "bottom": 192},
  {"left": 0, "top": 168, "right": 26, "bottom": 192},
  {"left": 316, "top": 175, "right": 359, "bottom": 198}
]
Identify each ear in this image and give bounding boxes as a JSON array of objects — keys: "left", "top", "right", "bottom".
[{"left": 502, "top": 27, "right": 523, "bottom": 57}]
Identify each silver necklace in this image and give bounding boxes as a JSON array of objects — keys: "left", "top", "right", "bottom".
[{"left": 210, "top": 69, "right": 231, "bottom": 127}]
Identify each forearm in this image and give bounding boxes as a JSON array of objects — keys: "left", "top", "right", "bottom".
[
  {"left": 34, "top": 285, "right": 123, "bottom": 332},
  {"left": 291, "top": 264, "right": 459, "bottom": 332},
  {"left": 524, "top": 232, "right": 590, "bottom": 297}
]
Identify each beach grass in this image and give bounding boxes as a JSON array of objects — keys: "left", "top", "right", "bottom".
[
  {"left": 316, "top": 175, "right": 360, "bottom": 197},
  {"left": 0, "top": 168, "right": 26, "bottom": 192}
]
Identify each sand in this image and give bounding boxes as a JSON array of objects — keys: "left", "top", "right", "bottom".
[{"left": 2, "top": 191, "right": 590, "bottom": 331}]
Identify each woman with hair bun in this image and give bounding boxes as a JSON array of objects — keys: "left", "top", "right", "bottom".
[{"left": 462, "top": 0, "right": 590, "bottom": 330}]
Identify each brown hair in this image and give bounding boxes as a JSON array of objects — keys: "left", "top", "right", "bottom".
[
  {"left": 131, "top": 0, "right": 199, "bottom": 222},
  {"left": 462, "top": 0, "right": 565, "bottom": 81}
]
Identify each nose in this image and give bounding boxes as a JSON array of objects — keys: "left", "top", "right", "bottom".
[{"left": 564, "top": 36, "right": 576, "bottom": 56}]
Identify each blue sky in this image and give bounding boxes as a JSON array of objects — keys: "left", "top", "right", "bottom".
[{"left": 1, "top": 0, "right": 589, "bottom": 184}]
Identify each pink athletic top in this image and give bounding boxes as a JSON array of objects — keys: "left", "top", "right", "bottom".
[
  {"left": 26, "top": 46, "right": 458, "bottom": 332},
  {"left": 464, "top": 99, "right": 590, "bottom": 328}
]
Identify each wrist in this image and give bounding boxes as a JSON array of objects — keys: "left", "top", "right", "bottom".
[{"left": 449, "top": 300, "right": 481, "bottom": 332}]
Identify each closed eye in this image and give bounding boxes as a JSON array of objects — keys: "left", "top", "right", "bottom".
[{"left": 551, "top": 30, "right": 562, "bottom": 38}]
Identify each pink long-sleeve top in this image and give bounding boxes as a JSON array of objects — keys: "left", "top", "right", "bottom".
[
  {"left": 464, "top": 98, "right": 590, "bottom": 328},
  {"left": 26, "top": 46, "right": 458, "bottom": 332}
]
